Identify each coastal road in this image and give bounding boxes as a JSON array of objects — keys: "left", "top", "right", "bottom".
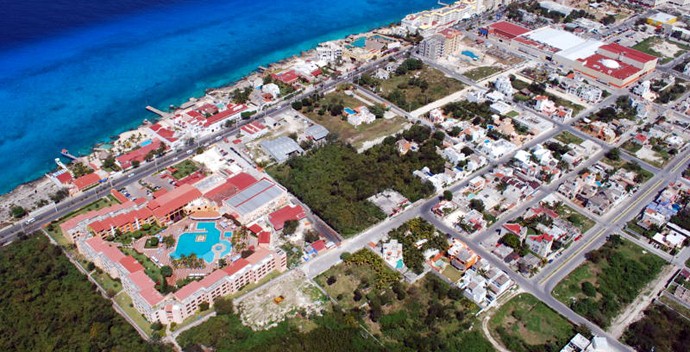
[{"left": 0, "top": 45, "right": 418, "bottom": 245}]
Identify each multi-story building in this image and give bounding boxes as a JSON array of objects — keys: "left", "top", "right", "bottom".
[
  {"left": 401, "top": 0, "right": 481, "bottom": 37},
  {"left": 419, "top": 28, "right": 463, "bottom": 60},
  {"left": 78, "top": 236, "right": 287, "bottom": 324}
]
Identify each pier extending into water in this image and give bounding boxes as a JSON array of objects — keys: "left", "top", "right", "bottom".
[{"left": 146, "top": 106, "right": 170, "bottom": 117}]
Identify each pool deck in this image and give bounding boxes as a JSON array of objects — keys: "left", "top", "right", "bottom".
[{"left": 132, "top": 218, "right": 239, "bottom": 284}]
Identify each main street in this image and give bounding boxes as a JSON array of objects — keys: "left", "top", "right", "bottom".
[
  {"left": 0, "top": 46, "right": 415, "bottom": 246},
  {"left": 5, "top": 19, "right": 689, "bottom": 350}
]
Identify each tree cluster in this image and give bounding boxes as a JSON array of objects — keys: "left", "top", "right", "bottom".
[
  {"left": 268, "top": 125, "right": 441, "bottom": 236},
  {"left": 0, "top": 235, "right": 170, "bottom": 351}
]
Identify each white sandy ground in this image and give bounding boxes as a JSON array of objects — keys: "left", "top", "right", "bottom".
[
  {"left": 651, "top": 40, "right": 682, "bottom": 58},
  {"left": 608, "top": 265, "right": 677, "bottom": 338},
  {"left": 236, "top": 270, "right": 326, "bottom": 330}
]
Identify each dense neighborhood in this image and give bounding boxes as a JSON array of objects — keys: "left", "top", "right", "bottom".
[{"left": 3, "top": 0, "right": 690, "bottom": 351}]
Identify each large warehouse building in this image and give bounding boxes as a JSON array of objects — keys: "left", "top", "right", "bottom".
[{"left": 485, "top": 22, "right": 658, "bottom": 88}]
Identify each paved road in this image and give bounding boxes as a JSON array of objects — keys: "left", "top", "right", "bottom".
[{"left": 0, "top": 46, "right": 415, "bottom": 245}]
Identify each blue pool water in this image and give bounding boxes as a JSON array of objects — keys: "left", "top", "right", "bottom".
[
  {"left": 461, "top": 50, "right": 479, "bottom": 60},
  {"left": 171, "top": 222, "right": 232, "bottom": 263},
  {"left": 0, "top": 0, "right": 437, "bottom": 194},
  {"left": 344, "top": 107, "right": 356, "bottom": 115},
  {"left": 140, "top": 139, "right": 152, "bottom": 147},
  {"left": 351, "top": 37, "right": 366, "bottom": 48}
]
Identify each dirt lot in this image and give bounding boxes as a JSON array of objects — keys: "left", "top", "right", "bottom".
[{"left": 237, "top": 270, "right": 327, "bottom": 330}]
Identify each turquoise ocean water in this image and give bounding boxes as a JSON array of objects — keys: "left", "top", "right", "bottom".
[{"left": 0, "top": 0, "right": 436, "bottom": 194}]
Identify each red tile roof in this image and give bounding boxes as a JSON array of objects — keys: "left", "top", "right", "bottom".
[
  {"left": 152, "top": 188, "right": 168, "bottom": 199},
  {"left": 119, "top": 256, "right": 144, "bottom": 273},
  {"left": 223, "top": 258, "right": 250, "bottom": 276},
  {"left": 488, "top": 21, "right": 531, "bottom": 39},
  {"left": 85, "top": 236, "right": 126, "bottom": 263},
  {"left": 311, "top": 239, "right": 326, "bottom": 252},
  {"left": 268, "top": 205, "right": 306, "bottom": 231},
  {"left": 258, "top": 231, "right": 271, "bottom": 244},
  {"left": 146, "top": 184, "right": 202, "bottom": 220},
  {"left": 579, "top": 54, "right": 642, "bottom": 80},
  {"left": 228, "top": 172, "right": 258, "bottom": 190},
  {"left": 203, "top": 104, "right": 248, "bottom": 128},
  {"left": 150, "top": 124, "right": 177, "bottom": 143},
  {"left": 528, "top": 233, "right": 554, "bottom": 243},
  {"left": 88, "top": 207, "right": 154, "bottom": 233},
  {"left": 74, "top": 173, "right": 102, "bottom": 191},
  {"left": 502, "top": 223, "right": 523, "bottom": 235},
  {"left": 56, "top": 171, "right": 73, "bottom": 185},
  {"left": 111, "top": 189, "right": 129, "bottom": 203},
  {"left": 116, "top": 139, "right": 164, "bottom": 169},
  {"left": 245, "top": 248, "right": 272, "bottom": 265},
  {"left": 272, "top": 70, "right": 299, "bottom": 85},
  {"left": 204, "top": 180, "right": 240, "bottom": 204},
  {"left": 248, "top": 224, "right": 263, "bottom": 234},
  {"left": 129, "top": 270, "right": 164, "bottom": 305},
  {"left": 240, "top": 121, "right": 266, "bottom": 135},
  {"left": 598, "top": 43, "right": 657, "bottom": 63}
]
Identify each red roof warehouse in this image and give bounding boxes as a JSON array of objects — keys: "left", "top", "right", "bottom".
[{"left": 487, "top": 21, "right": 531, "bottom": 40}]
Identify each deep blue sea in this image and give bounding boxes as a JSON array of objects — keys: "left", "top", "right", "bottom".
[{"left": 0, "top": 0, "right": 437, "bottom": 194}]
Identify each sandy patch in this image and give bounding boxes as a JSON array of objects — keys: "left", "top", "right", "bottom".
[
  {"left": 237, "top": 270, "right": 327, "bottom": 330},
  {"left": 652, "top": 40, "right": 682, "bottom": 58}
]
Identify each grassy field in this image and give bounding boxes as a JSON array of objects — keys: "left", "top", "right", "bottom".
[
  {"left": 114, "top": 292, "right": 153, "bottom": 336},
  {"left": 552, "top": 236, "right": 666, "bottom": 328},
  {"left": 379, "top": 66, "right": 465, "bottom": 111},
  {"left": 464, "top": 66, "right": 503, "bottom": 81},
  {"left": 441, "top": 264, "right": 464, "bottom": 284},
  {"left": 121, "top": 247, "right": 162, "bottom": 284},
  {"left": 555, "top": 131, "right": 584, "bottom": 145},
  {"left": 555, "top": 203, "right": 596, "bottom": 233},
  {"left": 621, "top": 140, "right": 642, "bottom": 154},
  {"left": 92, "top": 270, "right": 123, "bottom": 295},
  {"left": 489, "top": 293, "right": 575, "bottom": 352},
  {"left": 171, "top": 160, "right": 199, "bottom": 179}
]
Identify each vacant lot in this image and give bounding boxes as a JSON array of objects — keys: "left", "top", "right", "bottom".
[
  {"left": 632, "top": 37, "right": 690, "bottom": 64},
  {"left": 238, "top": 270, "right": 326, "bottom": 330},
  {"left": 316, "top": 249, "right": 492, "bottom": 351},
  {"left": 303, "top": 110, "right": 407, "bottom": 151},
  {"left": 464, "top": 66, "right": 503, "bottom": 81},
  {"left": 555, "top": 131, "right": 584, "bottom": 145},
  {"left": 379, "top": 66, "right": 465, "bottom": 112},
  {"left": 552, "top": 235, "right": 666, "bottom": 328},
  {"left": 268, "top": 127, "right": 442, "bottom": 236},
  {"left": 489, "top": 293, "right": 575, "bottom": 352},
  {"left": 555, "top": 203, "right": 596, "bottom": 233}
]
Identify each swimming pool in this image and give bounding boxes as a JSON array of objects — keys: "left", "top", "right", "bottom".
[
  {"left": 461, "top": 50, "right": 479, "bottom": 61},
  {"left": 170, "top": 222, "right": 232, "bottom": 263},
  {"left": 140, "top": 139, "right": 153, "bottom": 147},
  {"left": 351, "top": 37, "right": 366, "bottom": 48},
  {"left": 344, "top": 107, "right": 356, "bottom": 115}
]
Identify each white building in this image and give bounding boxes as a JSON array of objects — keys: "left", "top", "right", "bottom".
[
  {"left": 316, "top": 42, "right": 342, "bottom": 63},
  {"left": 493, "top": 76, "right": 514, "bottom": 99},
  {"left": 382, "top": 239, "right": 404, "bottom": 270},
  {"left": 347, "top": 106, "right": 376, "bottom": 126}
]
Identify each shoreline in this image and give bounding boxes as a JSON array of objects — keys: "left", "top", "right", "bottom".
[{"left": 0, "top": 14, "right": 414, "bottom": 224}]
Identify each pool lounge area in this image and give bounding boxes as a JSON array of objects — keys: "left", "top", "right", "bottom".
[{"left": 170, "top": 222, "right": 232, "bottom": 263}]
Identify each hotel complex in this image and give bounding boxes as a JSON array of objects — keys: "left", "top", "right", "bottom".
[
  {"left": 64, "top": 170, "right": 298, "bottom": 324},
  {"left": 78, "top": 236, "right": 286, "bottom": 324}
]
